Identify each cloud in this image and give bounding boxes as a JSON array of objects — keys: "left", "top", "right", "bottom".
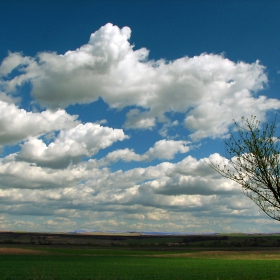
[
  {"left": 158, "top": 120, "right": 179, "bottom": 138},
  {"left": 15, "top": 123, "right": 129, "bottom": 168},
  {"left": 185, "top": 92, "right": 280, "bottom": 140},
  {"left": 102, "top": 139, "right": 190, "bottom": 164},
  {"left": 0, "top": 23, "right": 278, "bottom": 233},
  {"left": 0, "top": 151, "right": 274, "bottom": 232},
  {"left": 0, "top": 52, "right": 32, "bottom": 76},
  {"left": 0, "top": 153, "right": 241, "bottom": 207},
  {"left": 152, "top": 174, "right": 238, "bottom": 196},
  {"left": 0, "top": 100, "right": 79, "bottom": 146},
  {"left": 1, "top": 23, "right": 277, "bottom": 139},
  {"left": 0, "top": 52, "right": 38, "bottom": 94},
  {"left": 124, "top": 109, "right": 156, "bottom": 130},
  {"left": 0, "top": 161, "right": 86, "bottom": 189},
  {"left": 145, "top": 139, "right": 190, "bottom": 160},
  {"left": 44, "top": 218, "right": 76, "bottom": 230}
]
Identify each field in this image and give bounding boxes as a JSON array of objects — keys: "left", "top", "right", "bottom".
[{"left": 1, "top": 232, "right": 280, "bottom": 280}]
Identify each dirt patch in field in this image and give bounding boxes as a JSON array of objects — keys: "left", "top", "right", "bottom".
[
  {"left": 0, "top": 248, "right": 49, "bottom": 255},
  {"left": 158, "top": 250, "right": 280, "bottom": 260}
]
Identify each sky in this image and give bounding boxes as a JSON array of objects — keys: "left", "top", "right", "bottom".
[{"left": 0, "top": 0, "right": 280, "bottom": 233}]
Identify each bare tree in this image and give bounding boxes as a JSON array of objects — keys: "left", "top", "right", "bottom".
[{"left": 209, "top": 115, "right": 280, "bottom": 221}]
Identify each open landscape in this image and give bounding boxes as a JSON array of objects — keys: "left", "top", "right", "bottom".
[
  {"left": 1, "top": 231, "right": 280, "bottom": 280},
  {"left": 1, "top": 2, "right": 280, "bottom": 280}
]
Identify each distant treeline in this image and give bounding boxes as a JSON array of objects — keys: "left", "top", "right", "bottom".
[{"left": 183, "top": 235, "right": 228, "bottom": 243}]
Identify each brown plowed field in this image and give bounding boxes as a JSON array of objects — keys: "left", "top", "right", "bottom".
[{"left": 0, "top": 248, "right": 49, "bottom": 254}]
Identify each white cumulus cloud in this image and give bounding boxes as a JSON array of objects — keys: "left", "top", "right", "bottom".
[
  {"left": 100, "top": 139, "right": 190, "bottom": 165},
  {"left": 0, "top": 100, "right": 79, "bottom": 146},
  {"left": 1, "top": 23, "right": 277, "bottom": 139},
  {"left": 16, "top": 123, "right": 129, "bottom": 168}
]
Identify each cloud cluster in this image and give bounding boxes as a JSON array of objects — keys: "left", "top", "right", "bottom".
[
  {"left": 0, "top": 23, "right": 279, "bottom": 233},
  {"left": 1, "top": 23, "right": 279, "bottom": 139},
  {"left": 0, "top": 100, "right": 78, "bottom": 146},
  {"left": 16, "top": 123, "right": 128, "bottom": 168},
  {"left": 0, "top": 150, "right": 276, "bottom": 232},
  {"left": 101, "top": 139, "right": 190, "bottom": 165}
]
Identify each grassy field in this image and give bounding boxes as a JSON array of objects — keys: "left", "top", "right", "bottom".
[
  {"left": 1, "top": 246, "right": 280, "bottom": 280},
  {"left": 1, "top": 232, "right": 280, "bottom": 279}
]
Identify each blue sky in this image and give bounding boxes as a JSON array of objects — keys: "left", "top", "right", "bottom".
[{"left": 0, "top": 0, "right": 280, "bottom": 233}]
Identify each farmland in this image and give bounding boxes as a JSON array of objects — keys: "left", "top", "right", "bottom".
[{"left": 1, "top": 232, "right": 280, "bottom": 279}]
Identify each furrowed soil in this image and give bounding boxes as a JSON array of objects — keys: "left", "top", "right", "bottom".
[{"left": 0, "top": 247, "right": 50, "bottom": 254}]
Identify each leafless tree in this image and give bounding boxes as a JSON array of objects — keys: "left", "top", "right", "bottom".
[{"left": 209, "top": 116, "right": 280, "bottom": 221}]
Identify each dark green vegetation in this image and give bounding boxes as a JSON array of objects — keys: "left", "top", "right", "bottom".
[
  {"left": 1, "top": 231, "right": 280, "bottom": 248},
  {"left": 1, "top": 254, "right": 280, "bottom": 280},
  {"left": 1, "top": 232, "right": 280, "bottom": 280}
]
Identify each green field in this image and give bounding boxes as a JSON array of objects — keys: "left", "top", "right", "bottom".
[
  {"left": 1, "top": 232, "right": 280, "bottom": 279},
  {"left": 1, "top": 247, "right": 280, "bottom": 280}
]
